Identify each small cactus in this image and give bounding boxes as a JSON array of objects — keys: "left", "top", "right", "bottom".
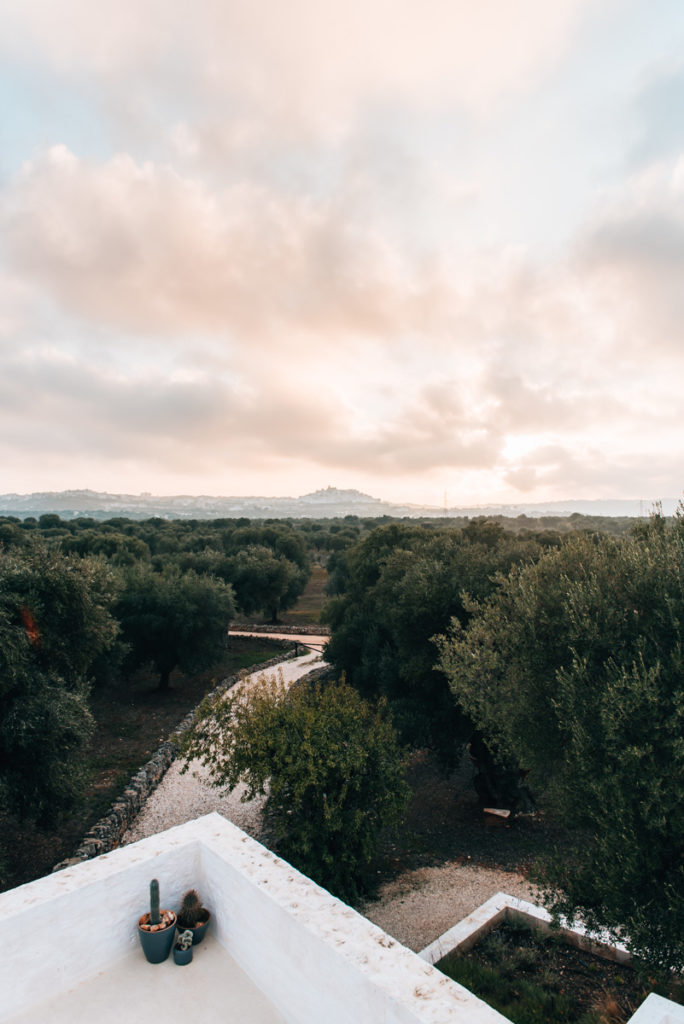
[
  {"left": 150, "top": 879, "right": 160, "bottom": 926},
  {"left": 177, "top": 888, "right": 205, "bottom": 929},
  {"left": 175, "top": 929, "right": 193, "bottom": 952}
]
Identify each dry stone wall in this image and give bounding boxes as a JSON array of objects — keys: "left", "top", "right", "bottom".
[{"left": 52, "top": 642, "right": 297, "bottom": 872}]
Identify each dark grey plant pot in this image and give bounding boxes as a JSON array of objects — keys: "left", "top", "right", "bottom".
[
  {"left": 173, "top": 944, "right": 193, "bottom": 966},
  {"left": 189, "top": 910, "right": 211, "bottom": 945},
  {"left": 137, "top": 913, "right": 177, "bottom": 964}
]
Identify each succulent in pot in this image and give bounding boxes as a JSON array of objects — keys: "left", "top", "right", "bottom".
[
  {"left": 176, "top": 888, "right": 211, "bottom": 944},
  {"left": 173, "top": 929, "right": 194, "bottom": 966},
  {"left": 137, "top": 879, "right": 177, "bottom": 963}
]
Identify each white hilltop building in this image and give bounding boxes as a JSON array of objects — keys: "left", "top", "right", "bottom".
[{"left": 1, "top": 813, "right": 681, "bottom": 1024}]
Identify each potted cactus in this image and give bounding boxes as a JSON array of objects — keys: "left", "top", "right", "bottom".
[
  {"left": 176, "top": 888, "right": 211, "bottom": 944},
  {"left": 173, "top": 929, "right": 194, "bottom": 966},
  {"left": 137, "top": 879, "right": 177, "bottom": 963}
]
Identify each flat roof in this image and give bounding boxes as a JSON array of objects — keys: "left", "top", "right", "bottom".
[{"left": 6, "top": 936, "right": 286, "bottom": 1024}]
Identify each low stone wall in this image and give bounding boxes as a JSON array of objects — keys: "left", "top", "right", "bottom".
[
  {"left": 231, "top": 622, "right": 330, "bottom": 635},
  {"left": 52, "top": 643, "right": 298, "bottom": 872}
]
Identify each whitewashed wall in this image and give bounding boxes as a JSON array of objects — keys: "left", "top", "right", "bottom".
[{"left": 0, "top": 814, "right": 508, "bottom": 1024}]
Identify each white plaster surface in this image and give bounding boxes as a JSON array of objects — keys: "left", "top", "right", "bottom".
[
  {"left": 5, "top": 937, "right": 286, "bottom": 1024},
  {"left": 0, "top": 814, "right": 511, "bottom": 1024},
  {"left": 627, "top": 993, "right": 684, "bottom": 1024},
  {"left": 419, "top": 892, "right": 631, "bottom": 967}
]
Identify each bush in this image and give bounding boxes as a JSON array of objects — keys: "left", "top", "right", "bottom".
[{"left": 180, "top": 673, "right": 409, "bottom": 902}]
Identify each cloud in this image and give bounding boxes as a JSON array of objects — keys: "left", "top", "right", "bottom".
[
  {"left": 630, "top": 63, "right": 684, "bottom": 166},
  {"left": 3, "top": 0, "right": 592, "bottom": 130},
  {"left": 578, "top": 156, "right": 684, "bottom": 353},
  {"left": 503, "top": 444, "right": 684, "bottom": 499},
  {"left": 2, "top": 146, "right": 452, "bottom": 345},
  {"left": 5, "top": 139, "right": 684, "bottom": 503},
  {"left": 0, "top": 340, "right": 506, "bottom": 484}
]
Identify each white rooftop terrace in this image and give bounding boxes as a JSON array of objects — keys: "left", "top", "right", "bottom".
[
  {"left": 2, "top": 813, "right": 681, "bottom": 1024},
  {"left": 0, "top": 813, "right": 509, "bottom": 1024}
]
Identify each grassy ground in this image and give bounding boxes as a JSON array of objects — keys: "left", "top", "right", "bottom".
[
  {"left": 438, "top": 921, "right": 683, "bottom": 1024},
  {"left": 233, "top": 564, "right": 330, "bottom": 626},
  {"left": 279, "top": 564, "right": 329, "bottom": 625},
  {"left": 0, "top": 635, "right": 283, "bottom": 892}
]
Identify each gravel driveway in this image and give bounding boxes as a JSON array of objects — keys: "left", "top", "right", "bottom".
[{"left": 123, "top": 650, "right": 538, "bottom": 953}]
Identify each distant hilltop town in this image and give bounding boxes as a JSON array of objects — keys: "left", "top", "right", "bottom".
[{"left": 0, "top": 486, "right": 675, "bottom": 521}]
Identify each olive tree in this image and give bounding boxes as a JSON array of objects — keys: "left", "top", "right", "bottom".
[
  {"left": 180, "top": 674, "right": 408, "bottom": 902},
  {"left": 115, "top": 565, "right": 236, "bottom": 689},
  {"left": 0, "top": 544, "right": 118, "bottom": 826},
  {"left": 436, "top": 514, "right": 684, "bottom": 971}
]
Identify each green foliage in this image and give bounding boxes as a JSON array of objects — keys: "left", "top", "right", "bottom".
[
  {"left": 0, "top": 542, "right": 120, "bottom": 681},
  {"left": 0, "top": 544, "right": 112, "bottom": 824},
  {"left": 227, "top": 544, "right": 309, "bottom": 622},
  {"left": 436, "top": 513, "right": 684, "bottom": 971},
  {"left": 440, "top": 948, "right": 601, "bottom": 1024},
  {"left": 115, "top": 565, "right": 236, "bottom": 689},
  {"left": 149, "top": 879, "right": 160, "bottom": 925},
  {"left": 180, "top": 674, "right": 409, "bottom": 902},
  {"left": 60, "top": 528, "right": 150, "bottom": 565},
  {"left": 323, "top": 522, "right": 544, "bottom": 765}
]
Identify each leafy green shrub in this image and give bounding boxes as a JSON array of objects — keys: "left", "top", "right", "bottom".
[
  {"left": 0, "top": 543, "right": 115, "bottom": 824},
  {"left": 180, "top": 673, "right": 409, "bottom": 902}
]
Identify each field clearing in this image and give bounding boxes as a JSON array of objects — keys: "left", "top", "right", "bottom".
[{"left": 231, "top": 563, "right": 330, "bottom": 626}]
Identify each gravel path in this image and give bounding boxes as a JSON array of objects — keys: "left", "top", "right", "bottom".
[
  {"left": 123, "top": 652, "right": 323, "bottom": 844},
  {"left": 359, "top": 863, "right": 538, "bottom": 953},
  {"left": 123, "top": 650, "right": 539, "bottom": 952}
]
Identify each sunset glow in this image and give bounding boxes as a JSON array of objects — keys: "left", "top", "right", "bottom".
[{"left": 2, "top": 1, "right": 684, "bottom": 506}]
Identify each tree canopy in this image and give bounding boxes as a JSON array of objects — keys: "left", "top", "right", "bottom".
[
  {"left": 115, "top": 565, "right": 236, "bottom": 689},
  {"left": 0, "top": 544, "right": 118, "bottom": 824},
  {"left": 436, "top": 513, "right": 684, "bottom": 971},
  {"left": 323, "top": 522, "right": 548, "bottom": 764},
  {"left": 180, "top": 673, "right": 408, "bottom": 902}
]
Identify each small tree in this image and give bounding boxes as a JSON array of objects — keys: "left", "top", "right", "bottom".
[
  {"left": 115, "top": 565, "right": 236, "bottom": 689},
  {"left": 0, "top": 542, "right": 120, "bottom": 681},
  {"left": 180, "top": 674, "right": 409, "bottom": 902}
]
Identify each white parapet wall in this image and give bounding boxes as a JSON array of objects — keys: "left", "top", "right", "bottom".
[
  {"left": 418, "top": 893, "right": 684, "bottom": 1024},
  {"left": 418, "top": 892, "right": 631, "bottom": 967},
  {"left": 0, "top": 813, "right": 510, "bottom": 1024}
]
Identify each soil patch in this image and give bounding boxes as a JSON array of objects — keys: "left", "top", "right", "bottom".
[
  {"left": 438, "top": 921, "right": 683, "bottom": 1024},
  {"left": 376, "top": 748, "right": 566, "bottom": 881}
]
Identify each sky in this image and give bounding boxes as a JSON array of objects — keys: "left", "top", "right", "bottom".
[{"left": 2, "top": 0, "right": 684, "bottom": 506}]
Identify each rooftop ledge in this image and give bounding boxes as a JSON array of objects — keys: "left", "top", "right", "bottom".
[
  {"left": 0, "top": 813, "right": 509, "bottom": 1024},
  {"left": 2, "top": 814, "right": 681, "bottom": 1024}
]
